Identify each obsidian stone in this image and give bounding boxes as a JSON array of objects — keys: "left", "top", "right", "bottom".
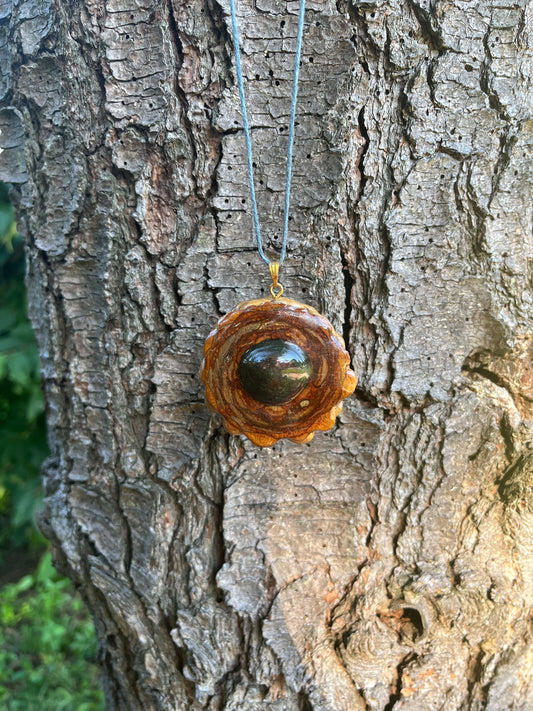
[{"left": 238, "top": 339, "right": 312, "bottom": 405}]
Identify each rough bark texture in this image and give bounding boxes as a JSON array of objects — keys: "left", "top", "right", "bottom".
[{"left": 1, "top": 0, "right": 533, "bottom": 708}]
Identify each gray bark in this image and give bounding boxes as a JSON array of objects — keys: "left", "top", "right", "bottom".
[{"left": 1, "top": 0, "right": 533, "bottom": 709}]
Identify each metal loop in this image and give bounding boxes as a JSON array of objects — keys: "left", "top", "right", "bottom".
[
  {"left": 269, "top": 261, "right": 284, "bottom": 298},
  {"left": 270, "top": 283, "right": 284, "bottom": 299}
]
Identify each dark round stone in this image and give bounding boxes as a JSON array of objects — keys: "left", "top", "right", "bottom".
[{"left": 238, "top": 339, "right": 312, "bottom": 405}]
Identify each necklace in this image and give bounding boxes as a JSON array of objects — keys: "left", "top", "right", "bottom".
[{"left": 201, "top": 0, "right": 356, "bottom": 447}]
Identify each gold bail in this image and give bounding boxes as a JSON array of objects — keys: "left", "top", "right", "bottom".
[{"left": 269, "top": 261, "right": 284, "bottom": 299}]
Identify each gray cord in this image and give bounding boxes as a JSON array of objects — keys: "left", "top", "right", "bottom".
[{"left": 228, "top": 0, "right": 306, "bottom": 266}]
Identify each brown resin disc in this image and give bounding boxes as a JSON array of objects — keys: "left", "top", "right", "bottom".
[{"left": 200, "top": 297, "right": 357, "bottom": 447}]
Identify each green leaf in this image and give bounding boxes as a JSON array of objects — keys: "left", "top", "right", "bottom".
[
  {"left": 11, "top": 482, "right": 43, "bottom": 529},
  {"left": 13, "top": 575, "right": 34, "bottom": 594},
  {"left": 35, "top": 552, "right": 56, "bottom": 584},
  {"left": 5, "top": 351, "right": 34, "bottom": 386},
  {"left": 0, "top": 309, "right": 17, "bottom": 334},
  {"left": 0, "top": 202, "right": 17, "bottom": 250},
  {"left": 26, "top": 386, "right": 45, "bottom": 421},
  {"left": 0, "top": 335, "right": 22, "bottom": 352}
]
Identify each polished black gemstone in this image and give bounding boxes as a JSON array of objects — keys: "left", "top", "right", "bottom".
[{"left": 238, "top": 339, "right": 312, "bottom": 405}]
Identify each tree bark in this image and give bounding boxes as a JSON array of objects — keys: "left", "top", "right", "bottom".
[{"left": 2, "top": 0, "right": 533, "bottom": 708}]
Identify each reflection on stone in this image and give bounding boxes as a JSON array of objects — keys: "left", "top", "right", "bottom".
[{"left": 238, "top": 339, "right": 312, "bottom": 405}]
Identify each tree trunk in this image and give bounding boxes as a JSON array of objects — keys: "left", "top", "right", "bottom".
[{"left": 2, "top": 0, "right": 533, "bottom": 708}]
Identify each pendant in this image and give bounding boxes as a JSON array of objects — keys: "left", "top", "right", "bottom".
[{"left": 201, "top": 264, "right": 357, "bottom": 447}]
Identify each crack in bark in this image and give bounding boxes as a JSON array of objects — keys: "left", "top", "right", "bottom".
[
  {"left": 341, "top": 247, "right": 355, "bottom": 351},
  {"left": 297, "top": 688, "right": 314, "bottom": 710},
  {"left": 479, "top": 29, "right": 520, "bottom": 214},
  {"left": 356, "top": 106, "right": 369, "bottom": 202},
  {"left": 488, "top": 128, "right": 518, "bottom": 212},
  {"left": 462, "top": 360, "right": 526, "bottom": 454},
  {"left": 165, "top": 0, "right": 200, "bottom": 195},
  {"left": 166, "top": 0, "right": 225, "bottom": 230},
  {"left": 466, "top": 643, "right": 488, "bottom": 707},
  {"left": 480, "top": 28, "right": 510, "bottom": 123},
  {"left": 384, "top": 651, "right": 418, "bottom": 711},
  {"left": 497, "top": 451, "right": 533, "bottom": 506},
  {"left": 406, "top": 0, "right": 445, "bottom": 53},
  {"left": 201, "top": 259, "right": 223, "bottom": 318}
]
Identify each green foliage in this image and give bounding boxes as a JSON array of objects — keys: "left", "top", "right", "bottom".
[
  {"left": 0, "top": 184, "right": 48, "bottom": 557},
  {"left": 0, "top": 184, "right": 17, "bottom": 255},
  {"left": 0, "top": 552, "right": 105, "bottom": 711}
]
